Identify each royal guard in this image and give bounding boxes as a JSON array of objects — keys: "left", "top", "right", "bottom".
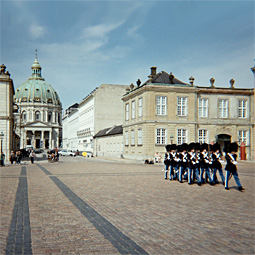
[
  {"left": 211, "top": 143, "right": 225, "bottom": 185},
  {"left": 200, "top": 143, "right": 214, "bottom": 185},
  {"left": 179, "top": 143, "right": 189, "bottom": 183},
  {"left": 225, "top": 142, "right": 245, "bottom": 191},
  {"left": 169, "top": 144, "right": 179, "bottom": 180},
  {"left": 164, "top": 144, "right": 171, "bottom": 180}
]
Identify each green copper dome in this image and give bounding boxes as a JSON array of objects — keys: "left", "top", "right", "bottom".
[{"left": 14, "top": 57, "right": 61, "bottom": 106}]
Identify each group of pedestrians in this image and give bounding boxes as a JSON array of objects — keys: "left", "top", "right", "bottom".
[
  {"left": 9, "top": 149, "right": 35, "bottom": 165},
  {"left": 164, "top": 142, "right": 245, "bottom": 191}
]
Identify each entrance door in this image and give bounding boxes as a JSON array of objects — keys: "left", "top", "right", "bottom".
[
  {"left": 36, "top": 139, "right": 40, "bottom": 149},
  {"left": 216, "top": 134, "right": 231, "bottom": 152}
]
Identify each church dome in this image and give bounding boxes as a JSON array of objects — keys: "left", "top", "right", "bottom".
[{"left": 14, "top": 56, "right": 61, "bottom": 106}]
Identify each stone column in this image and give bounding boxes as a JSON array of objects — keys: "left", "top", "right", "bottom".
[{"left": 42, "top": 131, "right": 44, "bottom": 149}]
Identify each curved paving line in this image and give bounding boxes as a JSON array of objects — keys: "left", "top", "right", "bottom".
[
  {"left": 5, "top": 166, "right": 32, "bottom": 255},
  {"left": 37, "top": 164, "right": 149, "bottom": 255}
]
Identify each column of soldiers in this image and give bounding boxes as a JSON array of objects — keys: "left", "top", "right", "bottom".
[{"left": 164, "top": 142, "right": 245, "bottom": 191}]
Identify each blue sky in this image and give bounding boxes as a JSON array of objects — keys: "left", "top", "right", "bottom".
[{"left": 1, "top": 0, "right": 254, "bottom": 110}]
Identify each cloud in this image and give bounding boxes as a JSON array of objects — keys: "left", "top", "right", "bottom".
[{"left": 30, "top": 24, "right": 47, "bottom": 39}]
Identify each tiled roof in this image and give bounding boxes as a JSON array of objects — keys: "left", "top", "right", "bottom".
[{"left": 94, "top": 125, "right": 123, "bottom": 138}]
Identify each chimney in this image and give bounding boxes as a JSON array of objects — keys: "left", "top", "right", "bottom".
[
  {"left": 189, "top": 76, "right": 195, "bottom": 85},
  {"left": 230, "top": 78, "right": 235, "bottom": 88},
  {"left": 150, "top": 66, "right": 157, "bottom": 76}
]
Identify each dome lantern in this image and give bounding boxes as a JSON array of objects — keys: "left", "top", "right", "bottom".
[{"left": 30, "top": 49, "right": 43, "bottom": 80}]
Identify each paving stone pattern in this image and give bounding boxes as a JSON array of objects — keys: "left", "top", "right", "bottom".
[{"left": 0, "top": 159, "right": 254, "bottom": 254}]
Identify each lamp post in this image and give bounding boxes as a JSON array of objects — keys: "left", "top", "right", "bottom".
[
  {"left": 0, "top": 132, "right": 4, "bottom": 166},
  {"left": 170, "top": 134, "right": 174, "bottom": 144}
]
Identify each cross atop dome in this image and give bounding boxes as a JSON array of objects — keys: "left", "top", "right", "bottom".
[{"left": 29, "top": 50, "right": 44, "bottom": 80}]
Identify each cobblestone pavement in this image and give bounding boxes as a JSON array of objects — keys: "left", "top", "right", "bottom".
[{"left": 0, "top": 156, "right": 254, "bottom": 254}]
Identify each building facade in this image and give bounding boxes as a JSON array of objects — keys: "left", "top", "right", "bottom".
[
  {"left": 94, "top": 125, "right": 123, "bottom": 158},
  {"left": 0, "top": 64, "right": 15, "bottom": 161},
  {"left": 122, "top": 67, "right": 254, "bottom": 160},
  {"left": 63, "top": 84, "right": 128, "bottom": 153},
  {"left": 14, "top": 56, "right": 62, "bottom": 150}
]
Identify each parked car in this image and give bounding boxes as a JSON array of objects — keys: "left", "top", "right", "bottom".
[
  {"left": 82, "top": 151, "right": 93, "bottom": 157},
  {"left": 58, "top": 150, "right": 76, "bottom": 156}
]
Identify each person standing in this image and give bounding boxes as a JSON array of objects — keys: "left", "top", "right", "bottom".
[
  {"left": 16, "top": 150, "right": 21, "bottom": 165},
  {"left": 164, "top": 145, "right": 171, "bottom": 180},
  {"left": 211, "top": 143, "right": 225, "bottom": 185},
  {"left": 0, "top": 151, "right": 5, "bottom": 166},
  {"left": 29, "top": 150, "right": 35, "bottom": 164},
  {"left": 225, "top": 142, "right": 245, "bottom": 191},
  {"left": 10, "top": 151, "right": 15, "bottom": 164}
]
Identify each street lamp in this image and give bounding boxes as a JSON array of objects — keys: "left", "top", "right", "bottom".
[
  {"left": 0, "top": 131, "right": 4, "bottom": 154},
  {"left": 170, "top": 134, "right": 174, "bottom": 144}
]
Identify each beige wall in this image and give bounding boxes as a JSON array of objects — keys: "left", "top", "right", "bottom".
[{"left": 123, "top": 84, "right": 254, "bottom": 160}]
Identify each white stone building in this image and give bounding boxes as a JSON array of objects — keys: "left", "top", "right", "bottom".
[
  {"left": 63, "top": 84, "right": 128, "bottom": 154},
  {"left": 0, "top": 64, "right": 15, "bottom": 161},
  {"left": 13, "top": 56, "right": 62, "bottom": 150}
]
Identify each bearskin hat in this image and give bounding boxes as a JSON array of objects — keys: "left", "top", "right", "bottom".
[
  {"left": 228, "top": 142, "right": 238, "bottom": 152},
  {"left": 171, "top": 144, "right": 177, "bottom": 150},
  {"left": 188, "top": 142, "right": 196, "bottom": 151},
  {"left": 181, "top": 143, "right": 189, "bottom": 152},
  {"left": 165, "top": 144, "right": 171, "bottom": 152},
  {"left": 212, "top": 143, "right": 221, "bottom": 152},
  {"left": 201, "top": 143, "right": 209, "bottom": 151},
  {"left": 195, "top": 142, "right": 201, "bottom": 151},
  {"left": 177, "top": 145, "right": 182, "bottom": 152}
]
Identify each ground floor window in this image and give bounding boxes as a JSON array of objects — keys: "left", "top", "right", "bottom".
[
  {"left": 198, "top": 129, "right": 208, "bottom": 143},
  {"left": 156, "top": 128, "right": 166, "bottom": 144},
  {"left": 177, "top": 129, "right": 187, "bottom": 144},
  {"left": 238, "top": 130, "right": 248, "bottom": 145}
]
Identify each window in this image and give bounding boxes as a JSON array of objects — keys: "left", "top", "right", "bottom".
[
  {"left": 238, "top": 130, "right": 248, "bottom": 145},
  {"left": 48, "top": 111, "right": 52, "bottom": 122},
  {"left": 156, "top": 128, "right": 166, "bottom": 144},
  {"left": 238, "top": 100, "right": 247, "bottom": 118},
  {"left": 131, "top": 130, "right": 135, "bottom": 145},
  {"left": 35, "top": 111, "right": 40, "bottom": 121},
  {"left": 156, "top": 96, "right": 167, "bottom": 115},
  {"left": 138, "top": 129, "right": 142, "bottom": 145},
  {"left": 219, "top": 99, "right": 228, "bottom": 118},
  {"left": 198, "top": 129, "right": 208, "bottom": 143},
  {"left": 125, "top": 131, "right": 129, "bottom": 146},
  {"left": 177, "top": 129, "right": 187, "bottom": 144},
  {"left": 138, "top": 98, "right": 143, "bottom": 117},
  {"left": 125, "top": 103, "right": 129, "bottom": 121},
  {"left": 22, "top": 111, "right": 27, "bottom": 121},
  {"left": 177, "top": 97, "right": 187, "bottom": 116},
  {"left": 132, "top": 101, "right": 135, "bottom": 119},
  {"left": 198, "top": 99, "right": 208, "bottom": 117}
]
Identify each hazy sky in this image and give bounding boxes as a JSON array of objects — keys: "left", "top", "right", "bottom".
[{"left": 1, "top": 0, "right": 254, "bottom": 110}]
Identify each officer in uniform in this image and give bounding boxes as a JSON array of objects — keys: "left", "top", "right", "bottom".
[
  {"left": 211, "top": 143, "right": 225, "bottom": 185},
  {"left": 225, "top": 142, "right": 245, "bottom": 191},
  {"left": 164, "top": 144, "right": 171, "bottom": 180}
]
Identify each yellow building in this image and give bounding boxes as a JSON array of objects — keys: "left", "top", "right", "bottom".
[{"left": 122, "top": 67, "right": 254, "bottom": 161}]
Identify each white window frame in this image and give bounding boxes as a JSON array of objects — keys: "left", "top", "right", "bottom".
[
  {"left": 125, "top": 103, "right": 129, "bottom": 121},
  {"left": 238, "top": 130, "right": 249, "bottom": 146},
  {"left": 177, "top": 129, "right": 187, "bottom": 144},
  {"left": 131, "top": 130, "right": 135, "bottom": 145},
  {"left": 198, "top": 98, "right": 208, "bottom": 118},
  {"left": 177, "top": 97, "right": 187, "bottom": 116},
  {"left": 132, "top": 101, "right": 135, "bottom": 119},
  {"left": 238, "top": 100, "right": 247, "bottom": 118},
  {"left": 138, "top": 97, "right": 143, "bottom": 117},
  {"left": 125, "top": 131, "right": 129, "bottom": 146},
  {"left": 156, "top": 128, "right": 166, "bottom": 145},
  {"left": 198, "top": 129, "right": 209, "bottom": 143},
  {"left": 219, "top": 99, "right": 228, "bottom": 118},
  {"left": 156, "top": 96, "right": 167, "bottom": 115},
  {"left": 138, "top": 129, "right": 142, "bottom": 145}
]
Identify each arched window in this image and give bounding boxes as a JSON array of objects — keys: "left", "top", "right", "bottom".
[
  {"left": 35, "top": 111, "right": 40, "bottom": 121},
  {"left": 48, "top": 111, "right": 52, "bottom": 122},
  {"left": 22, "top": 111, "right": 27, "bottom": 122}
]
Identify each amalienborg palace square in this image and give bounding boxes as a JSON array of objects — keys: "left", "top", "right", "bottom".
[{"left": 0, "top": 56, "right": 255, "bottom": 162}]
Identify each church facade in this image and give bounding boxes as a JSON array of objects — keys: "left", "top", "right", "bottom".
[
  {"left": 13, "top": 55, "right": 62, "bottom": 150},
  {"left": 122, "top": 67, "right": 254, "bottom": 160}
]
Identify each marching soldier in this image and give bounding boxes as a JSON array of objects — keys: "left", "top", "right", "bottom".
[
  {"left": 179, "top": 143, "right": 188, "bottom": 183},
  {"left": 200, "top": 143, "right": 214, "bottom": 185},
  {"left": 164, "top": 144, "right": 171, "bottom": 180},
  {"left": 211, "top": 143, "right": 225, "bottom": 185},
  {"left": 225, "top": 142, "right": 245, "bottom": 191}
]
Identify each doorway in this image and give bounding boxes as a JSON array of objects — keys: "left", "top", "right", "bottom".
[{"left": 216, "top": 134, "right": 231, "bottom": 153}]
